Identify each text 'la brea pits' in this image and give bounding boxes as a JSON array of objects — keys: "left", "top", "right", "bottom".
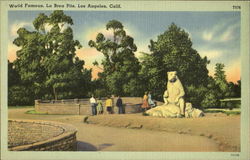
[{"left": 9, "top": 3, "right": 122, "bottom": 9}]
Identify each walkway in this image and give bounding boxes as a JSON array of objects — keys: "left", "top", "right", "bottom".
[{"left": 8, "top": 108, "right": 219, "bottom": 151}]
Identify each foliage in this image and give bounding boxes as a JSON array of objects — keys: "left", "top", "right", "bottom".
[
  {"left": 204, "top": 108, "right": 240, "bottom": 115},
  {"left": 8, "top": 61, "right": 20, "bottom": 87},
  {"left": 227, "top": 81, "right": 241, "bottom": 98},
  {"left": 185, "top": 85, "right": 208, "bottom": 109},
  {"left": 201, "top": 65, "right": 241, "bottom": 108},
  {"left": 8, "top": 85, "right": 35, "bottom": 106},
  {"left": 214, "top": 63, "right": 229, "bottom": 96},
  {"left": 89, "top": 20, "right": 141, "bottom": 96},
  {"left": 9, "top": 16, "right": 241, "bottom": 108},
  {"left": 12, "top": 10, "right": 91, "bottom": 102},
  {"left": 90, "top": 78, "right": 108, "bottom": 98},
  {"left": 201, "top": 90, "right": 220, "bottom": 108},
  {"left": 8, "top": 106, "right": 34, "bottom": 109},
  {"left": 199, "top": 76, "right": 221, "bottom": 108},
  {"left": 140, "top": 23, "right": 210, "bottom": 103},
  {"left": 8, "top": 61, "right": 34, "bottom": 105}
]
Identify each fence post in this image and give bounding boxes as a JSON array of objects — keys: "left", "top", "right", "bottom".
[
  {"left": 35, "top": 99, "right": 40, "bottom": 105},
  {"left": 61, "top": 99, "right": 65, "bottom": 104},
  {"left": 74, "top": 98, "right": 79, "bottom": 104},
  {"left": 35, "top": 100, "right": 40, "bottom": 112}
]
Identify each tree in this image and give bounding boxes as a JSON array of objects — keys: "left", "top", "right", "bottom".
[
  {"left": 89, "top": 20, "right": 141, "bottom": 96},
  {"left": 13, "top": 27, "right": 47, "bottom": 98},
  {"left": 140, "top": 23, "right": 210, "bottom": 103},
  {"left": 200, "top": 76, "right": 221, "bottom": 108},
  {"left": 214, "top": 63, "right": 229, "bottom": 97},
  {"left": 13, "top": 10, "right": 91, "bottom": 101},
  {"left": 8, "top": 60, "right": 35, "bottom": 105},
  {"left": 235, "top": 80, "right": 241, "bottom": 97},
  {"left": 8, "top": 60, "right": 20, "bottom": 87}
]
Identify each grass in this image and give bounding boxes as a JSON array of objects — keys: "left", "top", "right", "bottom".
[
  {"left": 8, "top": 106, "right": 34, "bottom": 109},
  {"left": 25, "top": 110, "right": 77, "bottom": 116},
  {"left": 25, "top": 110, "right": 48, "bottom": 115},
  {"left": 204, "top": 108, "right": 241, "bottom": 115}
]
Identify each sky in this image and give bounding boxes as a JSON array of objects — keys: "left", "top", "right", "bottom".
[{"left": 8, "top": 11, "right": 241, "bottom": 83}]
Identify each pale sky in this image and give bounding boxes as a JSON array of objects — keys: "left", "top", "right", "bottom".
[{"left": 8, "top": 11, "right": 240, "bottom": 83}]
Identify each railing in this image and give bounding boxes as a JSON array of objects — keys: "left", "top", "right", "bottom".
[
  {"left": 219, "top": 98, "right": 241, "bottom": 109},
  {"left": 220, "top": 98, "right": 241, "bottom": 102}
]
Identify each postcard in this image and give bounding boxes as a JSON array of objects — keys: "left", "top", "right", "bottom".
[{"left": 1, "top": 0, "right": 249, "bottom": 160}]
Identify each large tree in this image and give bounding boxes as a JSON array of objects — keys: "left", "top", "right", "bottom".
[
  {"left": 13, "top": 10, "right": 91, "bottom": 101},
  {"left": 213, "top": 63, "right": 240, "bottom": 98},
  {"left": 140, "top": 23, "right": 210, "bottom": 105},
  {"left": 89, "top": 20, "right": 141, "bottom": 96}
]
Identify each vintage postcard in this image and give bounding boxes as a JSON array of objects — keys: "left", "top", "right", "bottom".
[{"left": 1, "top": 0, "right": 249, "bottom": 160}]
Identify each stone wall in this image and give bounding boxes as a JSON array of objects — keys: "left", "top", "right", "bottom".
[
  {"left": 35, "top": 97, "right": 161, "bottom": 115},
  {"left": 8, "top": 119, "right": 77, "bottom": 151},
  {"left": 35, "top": 103, "right": 80, "bottom": 115}
]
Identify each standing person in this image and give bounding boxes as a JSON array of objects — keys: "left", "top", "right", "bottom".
[
  {"left": 116, "top": 96, "right": 123, "bottom": 114},
  {"left": 111, "top": 94, "right": 115, "bottom": 114},
  {"left": 105, "top": 96, "right": 113, "bottom": 114},
  {"left": 96, "top": 97, "right": 103, "bottom": 115},
  {"left": 148, "top": 91, "right": 155, "bottom": 108},
  {"left": 141, "top": 92, "right": 150, "bottom": 111},
  {"left": 90, "top": 95, "right": 97, "bottom": 116}
]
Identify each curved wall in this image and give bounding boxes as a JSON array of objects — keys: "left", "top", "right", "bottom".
[{"left": 8, "top": 119, "right": 77, "bottom": 151}]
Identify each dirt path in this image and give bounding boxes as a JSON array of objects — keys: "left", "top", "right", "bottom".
[
  {"left": 75, "top": 123, "right": 218, "bottom": 151},
  {"left": 87, "top": 113, "right": 240, "bottom": 152},
  {"left": 8, "top": 108, "right": 219, "bottom": 151}
]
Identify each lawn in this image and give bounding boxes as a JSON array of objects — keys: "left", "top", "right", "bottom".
[
  {"left": 25, "top": 110, "right": 48, "bottom": 115},
  {"left": 204, "top": 108, "right": 241, "bottom": 115}
]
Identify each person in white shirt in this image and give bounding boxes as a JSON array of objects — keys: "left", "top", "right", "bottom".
[{"left": 90, "top": 95, "right": 97, "bottom": 115}]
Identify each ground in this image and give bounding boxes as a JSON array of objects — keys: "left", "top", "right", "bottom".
[{"left": 8, "top": 107, "right": 240, "bottom": 152}]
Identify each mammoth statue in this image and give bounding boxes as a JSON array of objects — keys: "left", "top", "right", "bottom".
[{"left": 146, "top": 71, "right": 204, "bottom": 118}]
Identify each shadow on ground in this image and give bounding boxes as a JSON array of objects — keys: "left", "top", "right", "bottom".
[
  {"left": 98, "top": 143, "right": 113, "bottom": 150},
  {"left": 77, "top": 141, "right": 97, "bottom": 151},
  {"left": 77, "top": 141, "right": 114, "bottom": 151}
]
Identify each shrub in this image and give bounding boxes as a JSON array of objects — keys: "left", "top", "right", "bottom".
[
  {"left": 8, "top": 85, "right": 34, "bottom": 106},
  {"left": 201, "top": 90, "right": 220, "bottom": 108}
]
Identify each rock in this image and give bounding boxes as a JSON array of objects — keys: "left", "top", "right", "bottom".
[
  {"left": 128, "top": 124, "right": 143, "bottom": 129},
  {"left": 199, "top": 133, "right": 205, "bottom": 136}
]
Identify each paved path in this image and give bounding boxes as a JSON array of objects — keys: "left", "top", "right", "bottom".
[{"left": 8, "top": 108, "right": 219, "bottom": 151}]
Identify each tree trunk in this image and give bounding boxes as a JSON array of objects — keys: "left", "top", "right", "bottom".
[{"left": 53, "top": 86, "right": 57, "bottom": 100}]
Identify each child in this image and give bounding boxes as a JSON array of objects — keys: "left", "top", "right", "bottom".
[
  {"left": 141, "top": 92, "right": 150, "bottom": 111},
  {"left": 96, "top": 97, "right": 103, "bottom": 115}
]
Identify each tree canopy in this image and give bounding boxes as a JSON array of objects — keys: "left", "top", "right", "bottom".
[
  {"left": 89, "top": 20, "right": 141, "bottom": 96},
  {"left": 140, "top": 23, "right": 210, "bottom": 102},
  {"left": 9, "top": 15, "right": 240, "bottom": 109},
  {"left": 12, "top": 10, "right": 91, "bottom": 102}
]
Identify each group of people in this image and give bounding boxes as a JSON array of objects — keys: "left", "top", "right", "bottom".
[
  {"left": 141, "top": 91, "right": 156, "bottom": 111},
  {"left": 89, "top": 95, "right": 124, "bottom": 116},
  {"left": 90, "top": 92, "right": 155, "bottom": 115}
]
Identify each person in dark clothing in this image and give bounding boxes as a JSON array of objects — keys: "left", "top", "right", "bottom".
[{"left": 116, "top": 96, "right": 123, "bottom": 114}]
